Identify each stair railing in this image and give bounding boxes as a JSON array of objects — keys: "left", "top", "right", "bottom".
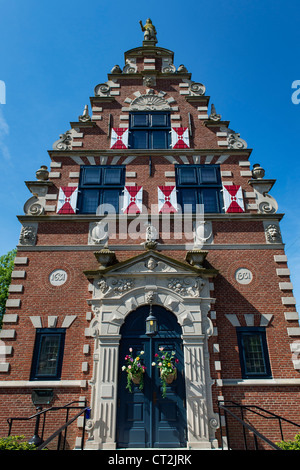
[
  {"left": 218, "top": 400, "right": 300, "bottom": 450},
  {"left": 7, "top": 400, "right": 90, "bottom": 450}
]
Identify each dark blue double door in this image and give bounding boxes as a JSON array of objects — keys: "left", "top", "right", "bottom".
[{"left": 116, "top": 306, "right": 187, "bottom": 448}]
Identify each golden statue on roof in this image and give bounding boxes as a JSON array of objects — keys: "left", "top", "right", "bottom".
[{"left": 139, "top": 18, "right": 157, "bottom": 42}]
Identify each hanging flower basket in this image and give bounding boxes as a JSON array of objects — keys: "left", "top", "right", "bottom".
[
  {"left": 161, "top": 368, "right": 177, "bottom": 384},
  {"left": 153, "top": 347, "right": 179, "bottom": 398},
  {"left": 122, "top": 348, "right": 146, "bottom": 393},
  {"left": 130, "top": 372, "right": 143, "bottom": 385}
]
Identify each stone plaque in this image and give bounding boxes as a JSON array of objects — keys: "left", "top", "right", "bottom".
[
  {"left": 235, "top": 268, "right": 253, "bottom": 285},
  {"left": 49, "top": 269, "right": 68, "bottom": 286}
]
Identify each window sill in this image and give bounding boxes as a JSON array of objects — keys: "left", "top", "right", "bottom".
[
  {"left": 222, "top": 378, "right": 300, "bottom": 386},
  {"left": 0, "top": 380, "right": 86, "bottom": 388}
]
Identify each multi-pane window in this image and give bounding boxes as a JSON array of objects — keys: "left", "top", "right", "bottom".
[
  {"left": 175, "top": 164, "right": 223, "bottom": 213},
  {"left": 30, "top": 329, "right": 65, "bottom": 381},
  {"left": 129, "top": 112, "right": 171, "bottom": 149},
  {"left": 237, "top": 328, "right": 272, "bottom": 379},
  {"left": 77, "top": 165, "right": 125, "bottom": 214}
]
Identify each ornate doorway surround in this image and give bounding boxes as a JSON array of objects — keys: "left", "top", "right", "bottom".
[{"left": 84, "top": 250, "right": 219, "bottom": 449}]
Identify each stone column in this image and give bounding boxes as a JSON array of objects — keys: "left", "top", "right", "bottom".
[
  {"left": 86, "top": 335, "right": 121, "bottom": 450},
  {"left": 183, "top": 335, "right": 218, "bottom": 449}
]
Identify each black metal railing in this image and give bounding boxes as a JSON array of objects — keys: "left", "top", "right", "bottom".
[
  {"left": 7, "top": 400, "right": 90, "bottom": 450},
  {"left": 218, "top": 401, "right": 300, "bottom": 450}
]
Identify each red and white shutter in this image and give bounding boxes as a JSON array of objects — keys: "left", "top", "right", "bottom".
[
  {"left": 110, "top": 128, "right": 129, "bottom": 149},
  {"left": 122, "top": 186, "right": 143, "bottom": 214},
  {"left": 158, "top": 186, "right": 178, "bottom": 213},
  {"left": 223, "top": 185, "right": 245, "bottom": 213},
  {"left": 57, "top": 186, "right": 78, "bottom": 214},
  {"left": 171, "top": 127, "right": 190, "bottom": 149}
]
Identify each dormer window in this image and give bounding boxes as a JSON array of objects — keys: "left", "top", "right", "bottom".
[{"left": 129, "top": 112, "right": 171, "bottom": 149}]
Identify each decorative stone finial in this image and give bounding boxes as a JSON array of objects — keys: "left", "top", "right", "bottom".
[
  {"left": 251, "top": 163, "right": 265, "bottom": 179},
  {"left": 209, "top": 104, "right": 221, "bottom": 121},
  {"left": 35, "top": 165, "right": 49, "bottom": 181},
  {"left": 139, "top": 18, "right": 157, "bottom": 43},
  {"left": 79, "top": 105, "right": 91, "bottom": 122}
]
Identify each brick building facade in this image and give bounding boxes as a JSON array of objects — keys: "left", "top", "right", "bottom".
[{"left": 1, "top": 21, "right": 300, "bottom": 450}]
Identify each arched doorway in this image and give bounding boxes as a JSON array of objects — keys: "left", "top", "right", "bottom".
[{"left": 116, "top": 305, "right": 187, "bottom": 448}]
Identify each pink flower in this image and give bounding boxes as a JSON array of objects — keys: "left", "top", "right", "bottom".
[
  {"left": 155, "top": 353, "right": 158, "bottom": 357},
  {"left": 129, "top": 348, "right": 133, "bottom": 352},
  {"left": 175, "top": 358, "right": 179, "bottom": 363}
]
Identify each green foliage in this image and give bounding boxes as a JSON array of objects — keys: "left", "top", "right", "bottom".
[
  {"left": 0, "top": 435, "right": 36, "bottom": 450},
  {"left": 0, "top": 248, "right": 17, "bottom": 328},
  {"left": 276, "top": 432, "right": 300, "bottom": 450}
]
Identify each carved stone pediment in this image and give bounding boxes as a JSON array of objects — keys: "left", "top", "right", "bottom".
[
  {"left": 129, "top": 93, "right": 171, "bottom": 111},
  {"left": 85, "top": 250, "right": 217, "bottom": 301},
  {"left": 91, "top": 250, "right": 212, "bottom": 277}
]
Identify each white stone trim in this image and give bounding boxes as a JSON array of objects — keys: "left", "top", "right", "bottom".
[
  {"left": 240, "top": 171, "right": 252, "bottom": 177},
  {"left": 0, "top": 364, "right": 10, "bottom": 373},
  {"left": 8, "top": 285, "right": 23, "bottom": 293},
  {"left": 30, "top": 316, "right": 42, "bottom": 328},
  {"left": 11, "top": 270, "right": 26, "bottom": 279},
  {"left": 274, "top": 255, "right": 288, "bottom": 263},
  {"left": 225, "top": 314, "right": 240, "bottom": 326},
  {"left": 48, "top": 316, "right": 58, "bottom": 328},
  {"left": 285, "top": 312, "right": 299, "bottom": 321},
  {"left": 61, "top": 315, "right": 77, "bottom": 328},
  {"left": 5, "top": 299, "right": 21, "bottom": 308},
  {"left": 276, "top": 268, "right": 290, "bottom": 276},
  {"left": 14, "top": 257, "right": 28, "bottom": 265},
  {"left": 218, "top": 140, "right": 228, "bottom": 146},
  {"left": 2, "top": 314, "right": 18, "bottom": 323},
  {"left": 49, "top": 172, "right": 61, "bottom": 178},
  {"left": 282, "top": 297, "right": 296, "bottom": 305},
  {"left": 287, "top": 327, "right": 300, "bottom": 336},
  {"left": 279, "top": 282, "right": 293, "bottom": 290},
  {"left": 223, "top": 378, "right": 300, "bottom": 386},
  {"left": 0, "top": 380, "right": 86, "bottom": 388},
  {"left": 0, "top": 330, "right": 16, "bottom": 339}
]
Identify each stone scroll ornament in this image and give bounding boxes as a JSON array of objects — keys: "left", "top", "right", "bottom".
[
  {"left": 57, "top": 187, "right": 78, "bottom": 214},
  {"left": 158, "top": 186, "right": 178, "bottom": 213},
  {"left": 110, "top": 128, "right": 129, "bottom": 149},
  {"left": 222, "top": 185, "right": 245, "bottom": 213}
]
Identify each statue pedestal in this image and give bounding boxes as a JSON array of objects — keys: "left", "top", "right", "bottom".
[{"left": 143, "top": 40, "right": 157, "bottom": 47}]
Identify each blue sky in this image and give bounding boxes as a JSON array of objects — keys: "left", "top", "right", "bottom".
[{"left": 0, "top": 0, "right": 299, "bottom": 309}]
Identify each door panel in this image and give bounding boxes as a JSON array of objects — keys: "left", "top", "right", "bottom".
[{"left": 116, "top": 306, "right": 187, "bottom": 448}]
